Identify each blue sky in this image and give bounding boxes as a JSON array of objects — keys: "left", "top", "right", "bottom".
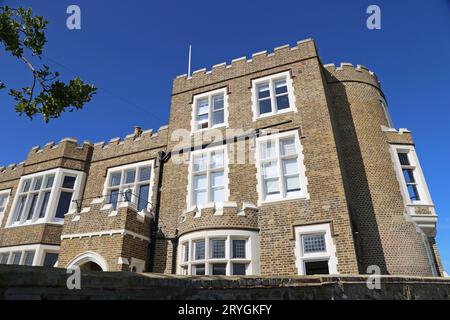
[{"left": 0, "top": 0, "right": 449, "bottom": 271}]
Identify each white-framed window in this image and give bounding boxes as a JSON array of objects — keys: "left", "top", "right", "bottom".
[
  {"left": 178, "top": 230, "right": 260, "bottom": 276},
  {"left": 7, "top": 169, "right": 85, "bottom": 227},
  {"left": 390, "top": 145, "right": 432, "bottom": 206},
  {"left": 103, "top": 160, "right": 155, "bottom": 212},
  {"left": 188, "top": 145, "right": 229, "bottom": 208},
  {"left": 294, "top": 223, "right": 338, "bottom": 275},
  {"left": 0, "top": 244, "right": 59, "bottom": 267},
  {"left": 255, "top": 130, "right": 308, "bottom": 204},
  {"left": 0, "top": 189, "right": 11, "bottom": 226},
  {"left": 191, "top": 88, "right": 228, "bottom": 132},
  {"left": 251, "top": 71, "right": 297, "bottom": 120}
]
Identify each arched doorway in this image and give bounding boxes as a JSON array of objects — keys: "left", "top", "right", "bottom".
[{"left": 67, "top": 251, "right": 109, "bottom": 271}]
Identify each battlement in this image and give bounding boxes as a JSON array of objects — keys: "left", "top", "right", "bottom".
[
  {"left": 172, "top": 39, "right": 318, "bottom": 94},
  {"left": 177, "top": 202, "right": 259, "bottom": 236},
  {"left": 0, "top": 162, "right": 25, "bottom": 182},
  {"left": 323, "top": 62, "right": 381, "bottom": 89},
  {"left": 91, "top": 125, "right": 168, "bottom": 161}
]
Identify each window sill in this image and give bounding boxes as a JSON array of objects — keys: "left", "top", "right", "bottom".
[
  {"left": 258, "top": 194, "right": 308, "bottom": 206},
  {"left": 253, "top": 108, "right": 296, "bottom": 121},
  {"left": 5, "top": 220, "right": 64, "bottom": 229}
]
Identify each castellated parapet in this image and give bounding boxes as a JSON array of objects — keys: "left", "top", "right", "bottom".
[{"left": 323, "top": 62, "right": 381, "bottom": 89}]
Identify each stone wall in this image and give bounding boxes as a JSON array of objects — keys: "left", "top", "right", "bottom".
[{"left": 0, "top": 265, "right": 449, "bottom": 300}]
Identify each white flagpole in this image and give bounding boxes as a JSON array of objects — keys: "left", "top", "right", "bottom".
[{"left": 188, "top": 44, "right": 192, "bottom": 78}]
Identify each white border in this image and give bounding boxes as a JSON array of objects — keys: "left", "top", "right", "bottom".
[{"left": 67, "top": 251, "right": 109, "bottom": 271}]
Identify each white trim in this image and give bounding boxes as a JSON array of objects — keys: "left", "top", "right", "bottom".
[
  {"left": 67, "top": 251, "right": 109, "bottom": 271},
  {"left": 130, "top": 257, "right": 146, "bottom": 272},
  {"left": 191, "top": 87, "right": 229, "bottom": 134},
  {"left": 0, "top": 244, "right": 59, "bottom": 267},
  {"left": 251, "top": 71, "right": 297, "bottom": 121},
  {"left": 186, "top": 144, "right": 230, "bottom": 209},
  {"left": 6, "top": 168, "right": 85, "bottom": 228},
  {"left": 294, "top": 223, "right": 338, "bottom": 275},
  {"left": 61, "top": 229, "right": 150, "bottom": 242},
  {"left": 255, "top": 130, "right": 309, "bottom": 205},
  {"left": 0, "top": 188, "right": 12, "bottom": 227},
  {"left": 177, "top": 229, "right": 260, "bottom": 276}
]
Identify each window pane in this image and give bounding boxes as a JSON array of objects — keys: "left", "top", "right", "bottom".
[
  {"left": 210, "top": 151, "right": 224, "bottom": 169},
  {"left": 139, "top": 167, "right": 151, "bottom": 181},
  {"left": 283, "top": 158, "right": 299, "bottom": 175},
  {"left": 0, "top": 194, "right": 7, "bottom": 208},
  {"left": 276, "top": 94, "right": 290, "bottom": 110},
  {"left": 183, "top": 243, "right": 189, "bottom": 262},
  {"left": 62, "top": 176, "right": 76, "bottom": 189},
  {"left": 56, "top": 191, "right": 73, "bottom": 218},
  {"left": 211, "top": 239, "right": 225, "bottom": 259},
  {"left": 197, "top": 98, "right": 209, "bottom": 115},
  {"left": 22, "top": 179, "right": 31, "bottom": 192},
  {"left": 403, "top": 169, "right": 415, "bottom": 183},
  {"left": 304, "top": 260, "right": 329, "bottom": 275},
  {"left": 211, "top": 263, "right": 226, "bottom": 275},
  {"left": 212, "top": 187, "right": 224, "bottom": 202},
  {"left": 197, "top": 113, "right": 208, "bottom": 123},
  {"left": 193, "top": 264, "right": 205, "bottom": 275},
  {"left": 12, "top": 252, "right": 21, "bottom": 265},
  {"left": 38, "top": 191, "right": 51, "bottom": 218},
  {"left": 280, "top": 138, "right": 296, "bottom": 156},
  {"left": 263, "top": 161, "right": 278, "bottom": 178},
  {"left": 0, "top": 253, "right": 9, "bottom": 264},
  {"left": 33, "top": 177, "right": 43, "bottom": 191},
  {"left": 125, "top": 170, "right": 136, "bottom": 184},
  {"left": 194, "top": 174, "right": 207, "bottom": 189},
  {"left": 285, "top": 175, "right": 301, "bottom": 192},
  {"left": 408, "top": 185, "right": 420, "bottom": 201},
  {"left": 232, "top": 240, "right": 246, "bottom": 258},
  {"left": 257, "top": 84, "right": 270, "bottom": 99},
  {"left": 193, "top": 155, "right": 207, "bottom": 172},
  {"left": 261, "top": 141, "right": 276, "bottom": 159},
  {"left": 15, "top": 195, "right": 27, "bottom": 222},
  {"left": 258, "top": 99, "right": 272, "bottom": 115},
  {"left": 23, "top": 251, "right": 35, "bottom": 266},
  {"left": 398, "top": 153, "right": 410, "bottom": 166},
  {"left": 109, "top": 189, "right": 119, "bottom": 210},
  {"left": 212, "top": 94, "right": 224, "bottom": 110},
  {"left": 45, "top": 175, "right": 55, "bottom": 188},
  {"left": 211, "top": 172, "right": 224, "bottom": 188},
  {"left": 194, "top": 240, "right": 205, "bottom": 260},
  {"left": 110, "top": 172, "right": 121, "bottom": 186},
  {"left": 26, "top": 193, "right": 39, "bottom": 220},
  {"left": 303, "top": 234, "right": 326, "bottom": 253},
  {"left": 212, "top": 110, "right": 224, "bottom": 125},
  {"left": 232, "top": 263, "right": 246, "bottom": 275},
  {"left": 195, "top": 190, "right": 207, "bottom": 206},
  {"left": 274, "top": 80, "right": 287, "bottom": 94},
  {"left": 265, "top": 178, "right": 280, "bottom": 195},
  {"left": 137, "top": 184, "right": 150, "bottom": 211},
  {"left": 43, "top": 252, "right": 58, "bottom": 267}
]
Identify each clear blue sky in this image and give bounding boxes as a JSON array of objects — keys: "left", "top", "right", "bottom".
[{"left": 1, "top": 0, "right": 449, "bottom": 272}]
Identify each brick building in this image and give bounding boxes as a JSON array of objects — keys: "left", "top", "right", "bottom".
[{"left": 0, "top": 39, "right": 444, "bottom": 276}]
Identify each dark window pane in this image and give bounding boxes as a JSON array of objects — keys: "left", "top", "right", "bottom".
[
  {"left": 212, "top": 110, "right": 224, "bottom": 125},
  {"left": 15, "top": 195, "right": 26, "bottom": 222},
  {"left": 55, "top": 191, "right": 73, "bottom": 218},
  {"left": 257, "top": 84, "right": 270, "bottom": 99},
  {"left": 138, "top": 184, "right": 150, "bottom": 211},
  {"left": 398, "top": 153, "right": 410, "bottom": 166},
  {"left": 232, "top": 240, "right": 246, "bottom": 258},
  {"left": 43, "top": 252, "right": 58, "bottom": 267},
  {"left": 38, "top": 192, "right": 51, "bottom": 218},
  {"left": 232, "top": 263, "right": 246, "bottom": 275},
  {"left": 110, "top": 172, "right": 121, "bottom": 186},
  {"left": 26, "top": 193, "right": 38, "bottom": 220},
  {"left": 62, "top": 176, "right": 76, "bottom": 189},
  {"left": 194, "top": 240, "right": 205, "bottom": 260},
  {"left": 12, "top": 252, "right": 22, "bottom": 265},
  {"left": 212, "top": 94, "right": 224, "bottom": 110},
  {"left": 194, "top": 264, "right": 205, "bottom": 275},
  {"left": 212, "top": 263, "right": 226, "bottom": 275},
  {"left": 259, "top": 99, "right": 272, "bottom": 114},
  {"left": 403, "top": 169, "right": 415, "bottom": 183},
  {"left": 0, "top": 253, "right": 9, "bottom": 264},
  {"left": 22, "top": 179, "right": 31, "bottom": 192},
  {"left": 24, "top": 251, "right": 35, "bottom": 266},
  {"left": 125, "top": 170, "right": 136, "bottom": 184},
  {"left": 139, "top": 167, "right": 151, "bottom": 181},
  {"left": 45, "top": 175, "right": 55, "bottom": 188},
  {"left": 33, "top": 177, "right": 43, "bottom": 190},
  {"left": 274, "top": 81, "right": 287, "bottom": 94},
  {"left": 276, "top": 95, "right": 290, "bottom": 110},
  {"left": 109, "top": 189, "right": 119, "bottom": 210},
  {"left": 211, "top": 240, "right": 225, "bottom": 259},
  {"left": 408, "top": 185, "right": 420, "bottom": 201},
  {"left": 304, "top": 260, "right": 329, "bottom": 275}
]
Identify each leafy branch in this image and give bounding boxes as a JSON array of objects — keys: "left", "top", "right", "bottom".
[{"left": 0, "top": 6, "right": 96, "bottom": 122}]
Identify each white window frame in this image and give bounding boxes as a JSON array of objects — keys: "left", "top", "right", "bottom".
[
  {"left": 390, "top": 145, "right": 433, "bottom": 207},
  {"left": 191, "top": 88, "right": 229, "bottom": 133},
  {"left": 103, "top": 159, "right": 155, "bottom": 213},
  {"left": 6, "top": 168, "right": 85, "bottom": 227},
  {"left": 177, "top": 229, "right": 260, "bottom": 276},
  {"left": 255, "top": 130, "right": 308, "bottom": 205},
  {"left": 251, "top": 71, "right": 297, "bottom": 121},
  {"left": 0, "top": 188, "right": 12, "bottom": 227},
  {"left": 0, "top": 244, "right": 59, "bottom": 267},
  {"left": 186, "top": 145, "right": 229, "bottom": 209},
  {"left": 294, "top": 223, "right": 338, "bottom": 275}
]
